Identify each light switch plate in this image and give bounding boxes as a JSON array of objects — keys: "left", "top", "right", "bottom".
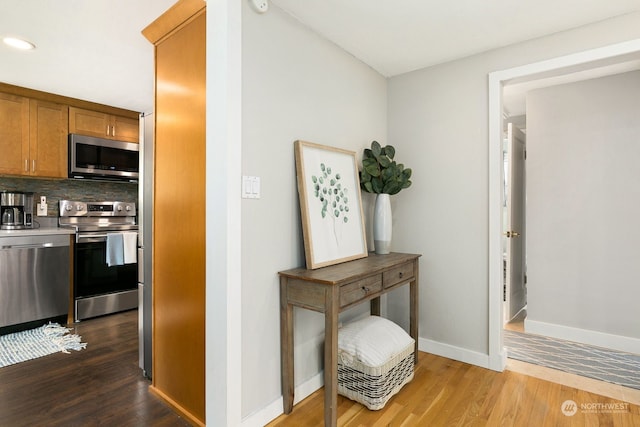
[{"left": 242, "top": 176, "right": 261, "bottom": 199}]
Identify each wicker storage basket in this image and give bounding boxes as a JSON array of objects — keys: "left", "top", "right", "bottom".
[{"left": 337, "top": 316, "right": 415, "bottom": 410}]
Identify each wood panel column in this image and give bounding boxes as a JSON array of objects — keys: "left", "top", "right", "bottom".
[{"left": 143, "top": 1, "right": 206, "bottom": 425}]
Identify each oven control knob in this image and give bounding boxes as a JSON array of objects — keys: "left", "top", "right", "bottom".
[
  {"left": 117, "top": 206, "right": 123, "bottom": 211},
  {"left": 65, "top": 205, "right": 72, "bottom": 211},
  {"left": 76, "top": 205, "right": 82, "bottom": 211},
  {"left": 125, "top": 206, "right": 131, "bottom": 211}
]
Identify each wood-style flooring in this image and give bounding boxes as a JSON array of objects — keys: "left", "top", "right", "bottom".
[
  {"left": 267, "top": 352, "right": 640, "bottom": 426},
  {"left": 3, "top": 310, "right": 639, "bottom": 426},
  {"left": 0, "top": 310, "right": 188, "bottom": 427}
]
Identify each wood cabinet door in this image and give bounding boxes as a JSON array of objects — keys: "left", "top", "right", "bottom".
[
  {"left": 29, "top": 100, "right": 69, "bottom": 178},
  {"left": 69, "top": 106, "right": 110, "bottom": 139},
  {"left": 69, "top": 106, "right": 139, "bottom": 143},
  {"left": 0, "top": 92, "right": 29, "bottom": 176},
  {"left": 112, "top": 114, "right": 139, "bottom": 143}
]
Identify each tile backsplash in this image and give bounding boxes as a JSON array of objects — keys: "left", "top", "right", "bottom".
[{"left": 0, "top": 176, "right": 138, "bottom": 218}]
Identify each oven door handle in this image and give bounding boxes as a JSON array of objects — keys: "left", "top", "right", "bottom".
[{"left": 76, "top": 233, "right": 108, "bottom": 243}]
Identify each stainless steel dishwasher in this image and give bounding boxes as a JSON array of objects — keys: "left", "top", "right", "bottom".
[{"left": 0, "top": 234, "right": 70, "bottom": 329}]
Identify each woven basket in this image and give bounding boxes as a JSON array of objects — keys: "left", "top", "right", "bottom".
[{"left": 337, "top": 317, "right": 415, "bottom": 410}]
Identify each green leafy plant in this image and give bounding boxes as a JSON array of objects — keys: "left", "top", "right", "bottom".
[{"left": 360, "top": 141, "right": 412, "bottom": 195}]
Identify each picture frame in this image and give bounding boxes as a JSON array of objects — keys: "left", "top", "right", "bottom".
[{"left": 295, "top": 140, "right": 368, "bottom": 269}]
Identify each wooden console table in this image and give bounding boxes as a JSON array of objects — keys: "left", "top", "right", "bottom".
[{"left": 278, "top": 252, "right": 421, "bottom": 427}]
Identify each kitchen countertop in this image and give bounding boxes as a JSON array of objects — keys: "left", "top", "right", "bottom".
[{"left": 0, "top": 227, "right": 75, "bottom": 237}]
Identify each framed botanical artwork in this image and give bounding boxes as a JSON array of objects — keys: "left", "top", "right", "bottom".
[{"left": 294, "top": 140, "right": 368, "bottom": 269}]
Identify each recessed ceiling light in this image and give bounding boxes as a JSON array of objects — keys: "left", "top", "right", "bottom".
[{"left": 3, "top": 37, "right": 36, "bottom": 50}]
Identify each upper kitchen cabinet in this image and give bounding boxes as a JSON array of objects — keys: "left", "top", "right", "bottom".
[
  {"left": 69, "top": 107, "right": 139, "bottom": 143},
  {"left": 0, "top": 93, "right": 29, "bottom": 176},
  {"left": 0, "top": 93, "right": 68, "bottom": 178},
  {"left": 29, "top": 100, "right": 69, "bottom": 178}
]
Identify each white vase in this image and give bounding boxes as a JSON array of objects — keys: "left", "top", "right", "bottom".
[{"left": 373, "top": 193, "right": 392, "bottom": 254}]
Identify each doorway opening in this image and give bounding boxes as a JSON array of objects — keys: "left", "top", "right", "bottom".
[
  {"left": 502, "top": 121, "right": 527, "bottom": 332},
  {"left": 487, "top": 39, "right": 640, "bottom": 372}
]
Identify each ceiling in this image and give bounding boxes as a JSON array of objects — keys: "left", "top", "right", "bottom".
[
  {"left": 270, "top": 0, "right": 640, "bottom": 117},
  {"left": 270, "top": 0, "right": 640, "bottom": 77},
  {"left": 0, "top": 0, "right": 176, "bottom": 113},
  {"left": 1, "top": 0, "right": 639, "bottom": 114}
]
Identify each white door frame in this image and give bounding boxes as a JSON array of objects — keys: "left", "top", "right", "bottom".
[{"left": 487, "top": 39, "right": 640, "bottom": 371}]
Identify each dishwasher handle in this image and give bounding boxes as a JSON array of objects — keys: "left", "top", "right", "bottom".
[
  {"left": 0, "top": 234, "right": 71, "bottom": 249},
  {"left": 1, "top": 241, "right": 69, "bottom": 249}
]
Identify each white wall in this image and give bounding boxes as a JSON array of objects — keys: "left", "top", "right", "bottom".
[
  {"left": 240, "top": 3, "right": 387, "bottom": 421},
  {"left": 238, "top": 8, "right": 640, "bottom": 424},
  {"left": 387, "top": 12, "right": 640, "bottom": 364},
  {"left": 525, "top": 71, "right": 640, "bottom": 352}
]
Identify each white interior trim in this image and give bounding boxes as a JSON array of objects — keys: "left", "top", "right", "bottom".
[
  {"left": 525, "top": 319, "right": 640, "bottom": 355},
  {"left": 206, "top": 1, "right": 243, "bottom": 425},
  {"left": 487, "top": 38, "right": 640, "bottom": 373},
  {"left": 241, "top": 372, "right": 324, "bottom": 427},
  {"left": 419, "top": 338, "right": 490, "bottom": 369}
]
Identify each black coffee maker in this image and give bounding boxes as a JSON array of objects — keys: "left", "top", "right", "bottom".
[{"left": 0, "top": 191, "right": 34, "bottom": 230}]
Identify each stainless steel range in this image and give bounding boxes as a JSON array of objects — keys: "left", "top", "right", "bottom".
[{"left": 59, "top": 200, "right": 138, "bottom": 321}]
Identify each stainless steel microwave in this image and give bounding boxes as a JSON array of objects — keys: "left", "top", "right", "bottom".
[{"left": 68, "top": 134, "right": 139, "bottom": 182}]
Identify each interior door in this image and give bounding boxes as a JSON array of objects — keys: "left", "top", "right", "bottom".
[{"left": 505, "top": 123, "right": 527, "bottom": 323}]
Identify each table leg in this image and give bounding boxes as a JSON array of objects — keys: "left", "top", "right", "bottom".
[
  {"left": 280, "top": 277, "right": 294, "bottom": 413},
  {"left": 370, "top": 296, "right": 381, "bottom": 316},
  {"left": 410, "top": 263, "right": 419, "bottom": 364},
  {"left": 324, "top": 285, "right": 339, "bottom": 427}
]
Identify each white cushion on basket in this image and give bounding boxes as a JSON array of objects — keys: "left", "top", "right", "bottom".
[{"left": 338, "top": 315, "right": 413, "bottom": 367}]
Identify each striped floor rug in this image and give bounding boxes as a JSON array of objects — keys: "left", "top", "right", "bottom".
[
  {"left": 504, "top": 330, "right": 640, "bottom": 390},
  {"left": 0, "top": 323, "right": 87, "bottom": 368}
]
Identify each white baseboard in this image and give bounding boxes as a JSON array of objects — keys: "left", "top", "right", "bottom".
[
  {"left": 418, "top": 337, "right": 490, "bottom": 369},
  {"left": 241, "top": 372, "right": 324, "bottom": 427},
  {"left": 524, "top": 319, "right": 640, "bottom": 354}
]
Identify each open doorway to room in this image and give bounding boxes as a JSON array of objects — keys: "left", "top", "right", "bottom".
[
  {"left": 502, "top": 120, "right": 527, "bottom": 333},
  {"left": 490, "top": 43, "right": 640, "bottom": 398},
  {"left": 488, "top": 40, "right": 640, "bottom": 374}
]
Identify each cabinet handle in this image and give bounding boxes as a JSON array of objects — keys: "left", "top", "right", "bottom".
[
  {"left": 24, "top": 159, "right": 28, "bottom": 172},
  {"left": 106, "top": 125, "right": 110, "bottom": 136},
  {"left": 112, "top": 125, "right": 116, "bottom": 137},
  {"left": 32, "top": 159, "right": 36, "bottom": 172}
]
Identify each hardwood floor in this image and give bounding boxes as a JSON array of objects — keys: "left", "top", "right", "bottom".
[
  {"left": 0, "top": 310, "right": 188, "bottom": 427},
  {"left": 5, "top": 310, "right": 637, "bottom": 426},
  {"left": 267, "top": 352, "right": 640, "bottom": 426}
]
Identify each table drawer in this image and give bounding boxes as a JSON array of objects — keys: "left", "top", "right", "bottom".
[
  {"left": 340, "top": 275, "right": 382, "bottom": 308},
  {"left": 382, "top": 262, "right": 414, "bottom": 288}
]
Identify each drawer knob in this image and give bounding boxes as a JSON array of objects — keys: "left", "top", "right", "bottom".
[
  {"left": 362, "top": 286, "right": 370, "bottom": 293},
  {"left": 399, "top": 272, "right": 404, "bottom": 278}
]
